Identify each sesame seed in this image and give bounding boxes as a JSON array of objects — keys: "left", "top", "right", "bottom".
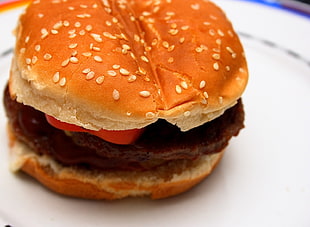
[
  {"left": 20, "top": 48, "right": 26, "bottom": 54},
  {"left": 170, "top": 23, "right": 177, "bottom": 29},
  {"left": 85, "top": 25, "right": 93, "bottom": 31},
  {"left": 130, "top": 15, "right": 136, "bottom": 21},
  {"left": 76, "top": 13, "right": 91, "bottom": 18},
  {"left": 26, "top": 58, "right": 31, "bottom": 65},
  {"left": 175, "top": 85, "right": 182, "bottom": 94},
  {"left": 139, "top": 90, "right": 151, "bottom": 98},
  {"left": 199, "top": 80, "right": 206, "bottom": 89},
  {"left": 41, "top": 28, "right": 49, "bottom": 39},
  {"left": 138, "top": 67, "right": 147, "bottom": 75},
  {"left": 96, "top": 76, "right": 105, "bottom": 84},
  {"left": 105, "top": 7, "right": 112, "bottom": 13},
  {"left": 107, "top": 70, "right": 117, "bottom": 76},
  {"left": 195, "top": 47, "right": 203, "bottom": 53},
  {"left": 120, "top": 68, "right": 130, "bottom": 76},
  {"left": 232, "top": 53, "right": 237, "bottom": 59},
  {"left": 151, "top": 39, "right": 158, "bottom": 46},
  {"left": 128, "top": 75, "right": 137, "bottom": 82},
  {"left": 122, "top": 44, "right": 131, "bottom": 50},
  {"left": 86, "top": 71, "right": 95, "bottom": 80},
  {"left": 105, "top": 20, "right": 112, "bottom": 26},
  {"left": 226, "top": 46, "right": 234, "bottom": 54},
  {"left": 153, "top": 6, "right": 160, "bottom": 13},
  {"left": 38, "top": 13, "right": 44, "bottom": 18},
  {"left": 203, "top": 21, "right": 211, "bottom": 26},
  {"left": 134, "top": 34, "right": 140, "bottom": 42},
  {"left": 70, "top": 57, "right": 78, "bottom": 63},
  {"left": 219, "top": 96, "right": 223, "bottom": 104},
  {"left": 43, "top": 53, "right": 52, "bottom": 61},
  {"left": 212, "top": 53, "right": 220, "bottom": 60},
  {"left": 35, "top": 45, "right": 41, "bottom": 52},
  {"left": 141, "top": 55, "right": 149, "bottom": 62},
  {"left": 53, "top": 72, "right": 60, "bottom": 83},
  {"left": 168, "top": 57, "right": 174, "bottom": 63},
  {"left": 68, "top": 29, "right": 76, "bottom": 35},
  {"left": 112, "top": 64, "right": 120, "bottom": 69},
  {"left": 191, "top": 3, "right": 200, "bottom": 10},
  {"left": 217, "top": 29, "right": 224, "bottom": 37},
  {"left": 68, "top": 6, "right": 74, "bottom": 10},
  {"left": 51, "top": 30, "right": 58, "bottom": 34},
  {"left": 168, "top": 29, "right": 179, "bottom": 35},
  {"left": 146, "top": 112, "right": 155, "bottom": 119},
  {"left": 181, "top": 81, "right": 188, "bottom": 89},
  {"left": 53, "top": 21, "right": 63, "bottom": 29},
  {"left": 162, "top": 41, "right": 169, "bottom": 49},
  {"left": 113, "top": 89, "right": 120, "bottom": 100},
  {"left": 69, "top": 43, "right": 78, "bottom": 49},
  {"left": 59, "top": 77, "right": 66, "bottom": 87},
  {"left": 181, "top": 25, "right": 189, "bottom": 31},
  {"left": 25, "top": 36, "right": 30, "bottom": 43},
  {"left": 239, "top": 67, "right": 245, "bottom": 73},
  {"left": 80, "top": 4, "right": 87, "bottom": 8},
  {"left": 213, "top": 62, "right": 219, "bottom": 71},
  {"left": 168, "top": 45, "right": 175, "bottom": 52},
  {"left": 75, "top": 22, "right": 81, "bottom": 28},
  {"left": 82, "top": 52, "right": 92, "bottom": 57},
  {"left": 184, "top": 111, "right": 191, "bottom": 117},
  {"left": 228, "top": 30, "right": 234, "bottom": 37},
  {"left": 92, "top": 46, "right": 101, "bottom": 51},
  {"left": 226, "top": 66, "right": 231, "bottom": 71},
  {"left": 179, "top": 37, "right": 185, "bottom": 43},
  {"left": 209, "top": 29, "right": 215, "bottom": 36},
  {"left": 216, "top": 39, "right": 222, "bottom": 45},
  {"left": 112, "top": 17, "right": 118, "bottom": 23},
  {"left": 63, "top": 21, "right": 70, "bottom": 27},
  {"left": 79, "top": 30, "right": 86, "bottom": 36},
  {"left": 61, "top": 58, "right": 70, "bottom": 67},
  {"left": 210, "top": 15, "right": 218, "bottom": 20},
  {"left": 32, "top": 56, "right": 38, "bottom": 64},
  {"left": 82, "top": 68, "right": 91, "bottom": 74},
  {"left": 203, "top": 91, "right": 209, "bottom": 99},
  {"left": 94, "top": 56, "right": 103, "bottom": 62},
  {"left": 69, "top": 34, "right": 77, "bottom": 39},
  {"left": 103, "top": 32, "right": 116, "bottom": 40},
  {"left": 91, "top": 33, "right": 103, "bottom": 42}
]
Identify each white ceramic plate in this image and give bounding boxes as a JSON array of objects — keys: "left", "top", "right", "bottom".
[{"left": 0, "top": 1, "right": 309, "bottom": 226}]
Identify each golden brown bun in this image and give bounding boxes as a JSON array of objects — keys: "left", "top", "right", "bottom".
[
  {"left": 8, "top": 127, "right": 224, "bottom": 200},
  {"left": 10, "top": 0, "right": 248, "bottom": 131}
]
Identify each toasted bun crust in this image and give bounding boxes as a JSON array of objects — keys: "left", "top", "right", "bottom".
[
  {"left": 10, "top": 0, "right": 248, "bottom": 131},
  {"left": 8, "top": 127, "right": 224, "bottom": 200}
]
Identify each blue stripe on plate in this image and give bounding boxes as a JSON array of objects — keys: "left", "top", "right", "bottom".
[{"left": 234, "top": 0, "right": 310, "bottom": 18}]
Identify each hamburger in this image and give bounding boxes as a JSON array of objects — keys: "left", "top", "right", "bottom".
[{"left": 3, "top": 0, "right": 248, "bottom": 199}]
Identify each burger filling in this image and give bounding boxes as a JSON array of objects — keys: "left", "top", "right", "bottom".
[{"left": 4, "top": 85, "right": 244, "bottom": 171}]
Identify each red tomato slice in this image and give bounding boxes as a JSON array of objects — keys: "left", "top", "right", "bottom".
[{"left": 45, "top": 115, "right": 144, "bottom": 145}]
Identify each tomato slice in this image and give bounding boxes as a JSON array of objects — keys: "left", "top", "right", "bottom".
[{"left": 45, "top": 115, "right": 144, "bottom": 145}]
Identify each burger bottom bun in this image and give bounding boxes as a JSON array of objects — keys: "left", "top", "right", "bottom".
[{"left": 8, "top": 126, "right": 224, "bottom": 200}]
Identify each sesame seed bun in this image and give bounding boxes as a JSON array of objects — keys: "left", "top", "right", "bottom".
[
  {"left": 10, "top": 0, "right": 248, "bottom": 131},
  {"left": 8, "top": 125, "right": 224, "bottom": 200}
]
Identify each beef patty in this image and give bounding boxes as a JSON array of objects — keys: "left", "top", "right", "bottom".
[{"left": 4, "top": 85, "right": 244, "bottom": 171}]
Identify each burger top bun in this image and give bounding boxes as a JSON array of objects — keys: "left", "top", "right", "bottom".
[{"left": 10, "top": 0, "right": 248, "bottom": 131}]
